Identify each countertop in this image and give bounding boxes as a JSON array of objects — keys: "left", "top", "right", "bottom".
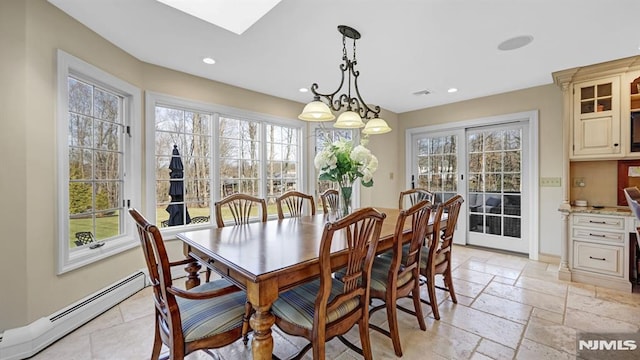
[{"left": 559, "top": 205, "right": 632, "bottom": 216}]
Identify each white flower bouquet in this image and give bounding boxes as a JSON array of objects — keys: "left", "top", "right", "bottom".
[{"left": 314, "top": 138, "right": 378, "bottom": 188}]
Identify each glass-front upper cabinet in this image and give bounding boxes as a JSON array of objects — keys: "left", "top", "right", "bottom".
[
  {"left": 579, "top": 82, "right": 612, "bottom": 114},
  {"left": 571, "top": 76, "right": 621, "bottom": 158}
]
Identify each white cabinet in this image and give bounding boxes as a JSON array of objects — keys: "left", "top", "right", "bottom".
[
  {"left": 573, "top": 241, "right": 624, "bottom": 277},
  {"left": 569, "top": 213, "right": 631, "bottom": 291},
  {"left": 571, "top": 77, "right": 621, "bottom": 158}
]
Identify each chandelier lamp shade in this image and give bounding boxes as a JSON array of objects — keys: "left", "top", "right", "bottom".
[{"left": 298, "top": 25, "right": 392, "bottom": 135}]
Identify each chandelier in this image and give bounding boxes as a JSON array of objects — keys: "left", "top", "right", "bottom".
[{"left": 298, "top": 25, "right": 392, "bottom": 135}]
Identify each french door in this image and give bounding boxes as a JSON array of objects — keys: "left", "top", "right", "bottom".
[
  {"left": 411, "top": 129, "right": 466, "bottom": 245},
  {"left": 466, "top": 124, "right": 529, "bottom": 253},
  {"left": 409, "top": 116, "right": 532, "bottom": 254}
]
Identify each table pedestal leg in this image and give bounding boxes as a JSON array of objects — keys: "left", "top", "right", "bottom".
[
  {"left": 250, "top": 305, "right": 275, "bottom": 359},
  {"left": 247, "top": 280, "right": 277, "bottom": 360},
  {"left": 184, "top": 261, "right": 201, "bottom": 289}
]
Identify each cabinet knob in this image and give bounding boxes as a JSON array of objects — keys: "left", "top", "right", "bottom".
[{"left": 614, "top": 143, "right": 619, "bottom": 147}]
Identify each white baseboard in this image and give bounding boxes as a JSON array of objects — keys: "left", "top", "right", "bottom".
[
  {"left": 0, "top": 271, "right": 148, "bottom": 360},
  {"left": 537, "top": 253, "right": 560, "bottom": 265}
]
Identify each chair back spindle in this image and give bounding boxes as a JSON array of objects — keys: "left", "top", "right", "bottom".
[
  {"left": 320, "top": 189, "right": 340, "bottom": 214},
  {"left": 276, "top": 191, "right": 316, "bottom": 219},
  {"left": 399, "top": 188, "right": 434, "bottom": 209},
  {"left": 215, "top": 193, "right": 267, "bottom": 228}
]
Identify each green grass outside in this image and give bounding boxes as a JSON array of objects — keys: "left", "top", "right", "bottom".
[{"left": 69, "top": 204, "right": 282, "bottom": 248}]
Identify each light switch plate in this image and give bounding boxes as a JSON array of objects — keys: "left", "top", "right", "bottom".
[{"left": 540, "top": 177, "right": 562, "bottom": 187}]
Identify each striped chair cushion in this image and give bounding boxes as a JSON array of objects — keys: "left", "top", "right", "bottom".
[
  {"left": 271, "top": 279, "right": 360, "bottom": 330},
  {"left": 380, "top": 245, "right": 447, "bottom": 271},
  {"left": 176, "top": 279, "right": 246, "bottom": 342},
  {"left": 419, "top": 246, "right": 447, "bottom": 270},
  {"left": 370, "top": 255, "right": 414, "bottom": 293}
]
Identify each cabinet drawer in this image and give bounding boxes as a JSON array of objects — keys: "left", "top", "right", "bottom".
[
  {"left": 573, "top": 241, "right": 623, "bottom": 277},
  {"left": 572, "top": 215, "right": 624, "bottom": 231},
  {"left": 572, "top": 228, "right": 624, "bottom": 244}
]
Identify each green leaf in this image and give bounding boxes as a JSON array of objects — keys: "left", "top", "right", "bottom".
[
  {"left": 319, "top": 173, "right": 336, "bottom": 182},
  {"left": 361, "top": 179, "right": 374, "bottom": 187}
]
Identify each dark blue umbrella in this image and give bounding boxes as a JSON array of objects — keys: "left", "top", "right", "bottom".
[{"left": 166, "top": 145, "right": 191, "bottom": 226}]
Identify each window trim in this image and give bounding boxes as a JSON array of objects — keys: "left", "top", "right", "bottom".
[
  {"left": 56, "top": 50, "right": 142, "bottom": 274},
  {"left": 145, "top": 91, "right": 307, "bottom": 237}
]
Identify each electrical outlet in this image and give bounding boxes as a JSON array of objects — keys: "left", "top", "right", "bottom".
[
  {"left": 540, "top": 177, "right": 562, "bottom": 187},
  {"left": 572, "top": 177, "right": 586, "bottom": 187}
]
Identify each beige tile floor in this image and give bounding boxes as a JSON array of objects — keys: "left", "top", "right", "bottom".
[{"left": 31, "top": 245, "right": 640, "bottom": 360}]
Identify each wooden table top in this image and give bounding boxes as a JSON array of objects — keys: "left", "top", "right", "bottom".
[{"left": 177, "top": 207, "right": 446, "bottom": 283}]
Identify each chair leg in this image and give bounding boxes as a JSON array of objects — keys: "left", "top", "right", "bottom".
[
  {"left": 151, "top": 315, "right": 163, "bottom": 360},
  {"left": 426, "top": 275, "right": 440, "bottom": 320},
  {"left": 312, "top": 333, "right": 326, "bottom": 360},
  {"left": 358, "top": 316, "right": 373, "bottom": 360},
  {"left": 242, "top": 301, "right": 253, "bottom": 345},
  {"left": 444, "top": 267, "right": 457, "bottom": 304},
  {"left": 411, "top": 281, "right": 427, "bottom": 331},
  {"left": 385, "top": 294, "right": 403, "bottom": 357}
]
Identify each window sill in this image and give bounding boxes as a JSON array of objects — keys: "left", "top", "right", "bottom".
[{"left": 57, "top": 236, "right": 139, "bottom": 274}]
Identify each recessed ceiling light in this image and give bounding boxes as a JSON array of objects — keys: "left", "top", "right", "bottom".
[
  {"left": 299, "top": 88, "right": 308, "bottom": 93},
  {"left": 447, "top": 88, "right": 458, "bottom": 93},
  {"left": 498, "top": 35, "right": 534, "bottom": 51},
  {"left": 202, "top": 57, "right": 216, "bottom": 64}
]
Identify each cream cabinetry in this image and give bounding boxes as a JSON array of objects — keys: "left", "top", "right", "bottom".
[
  {"left": 554, "top": 56, "right": 640, "bottom": 161},
  {"left": 569, "top": 212, "right": 631, "bottom": 291},
  {"left": 571, "top": 77, "right": 621, "bottom": 158}
]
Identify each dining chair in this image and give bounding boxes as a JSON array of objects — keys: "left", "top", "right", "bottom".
[
  {"left": 399, "top": 188, "right": 434, "bottom": 209},
  {"left": 214, "top": 193, "right": 267, "bottom": 228},
  {"left": 368, "top": 199, "right": 433, "bottom": 356},
  {"left": 419, "top": 194, "right": 464, "bottom": 320},
  {"left": 128, "top": 208, "right": 249, "bottom": 360},
  {"left": 320, "top": 188, "right": 340, "bottom": 213},
  {"left": 271, "top": 208, "right": 386, "bottom": 360},
  {"left": 276, "top": 190, "right": 316, "bottom": 219}
]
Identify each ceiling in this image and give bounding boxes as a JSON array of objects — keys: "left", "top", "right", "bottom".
[{"left": 48, "top": 0, "right": 640, "bottom": 114}]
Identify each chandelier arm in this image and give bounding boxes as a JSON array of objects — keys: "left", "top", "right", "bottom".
[
  {"left": 310, "top": 58, "right": 350, "bottom": 112},
  {"left": 348, "top": 60, "right": 381, "bottom": 119},
  {"left": 310, "top": 58, "right": 380, "bottom": 118}
]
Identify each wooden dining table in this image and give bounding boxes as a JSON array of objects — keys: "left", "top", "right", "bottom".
[{"left": 176, "top": 207, "right": 446, "bottom": 360}]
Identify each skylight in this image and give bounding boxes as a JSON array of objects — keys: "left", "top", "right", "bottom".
[{"left": 156, "top": 0, "right": 282, "bottom": 35}]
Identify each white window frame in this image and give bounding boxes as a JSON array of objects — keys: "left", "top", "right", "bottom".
[
  {"left": 145, "top": 92, "right": 306, "bottom": 235},
  {"left": 56, "top": 50, "right": 142, "bottom": 274}
]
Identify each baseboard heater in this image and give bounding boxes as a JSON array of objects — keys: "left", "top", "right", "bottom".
[{"left": 0, "top": 271, "right": 147, "bottom": 360}]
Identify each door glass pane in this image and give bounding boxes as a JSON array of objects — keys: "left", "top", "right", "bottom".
[{"left": 414, "top": 134, "right": 458, "bottom": 204}]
